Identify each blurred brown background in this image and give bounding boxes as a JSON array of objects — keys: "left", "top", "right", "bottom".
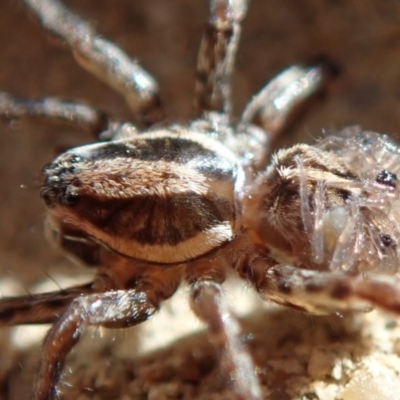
[{"left": 1, "top": 1, "right": 400, "bottom": 399}]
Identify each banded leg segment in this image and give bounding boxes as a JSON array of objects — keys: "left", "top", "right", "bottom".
[
  {"left": 190, "top": 281, "right": 261, "bottom": 400},
  {"left": 33, "top": 289, "right": 157, "bottom": 400},
  {"left": 243, "top": 261, "right": 400, "bottom": 316},
  {"left": 195, "top": 0, "right": 249, "bottom": 116},
  {"left": 23, "top": 0, "right": 163, "bottom": 125}
]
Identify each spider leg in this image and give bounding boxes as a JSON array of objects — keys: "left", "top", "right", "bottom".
[
  {"left": 245, "top": 262, "right": 400, "bottom": 316},
  {"left": 189, "top": 280, "right": 261, "bottom": 400},
  {"left": 240, "top": 65, "right": 326, "bottom": 143},
  {"left": 0, "top": 91, "right": 141, "bottom": 140},
  {"left": 195, "top": 0, "right": 249, "bottom": 117},
  {"left": 0, "top": 92, "right": 108, "bottom": 136},
  {"left": 22, "top": 0, "right": 163, "bottom": 125},
  {"left": 32, "top": 289, "right": 157, "bottom": 400},
  {"left": 0, "top": 282, "right": 93, "bottom": 326}
]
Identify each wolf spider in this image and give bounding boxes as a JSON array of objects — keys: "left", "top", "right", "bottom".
[{"left": 2, "top": 0, "right": 400, "bottom": 399}]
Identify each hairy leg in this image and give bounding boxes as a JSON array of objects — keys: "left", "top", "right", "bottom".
[
  {"left": 0, "top": 91, "right": 142, "bottom": 140},
  {"left": 245, "top": 261, "right": 400, "bottom": 316},
  {"left": 240, "top": 65, "right": 326, "bottom": 143},
  {"left": 23, "top": 0, "right": 163, "bottom": 125},
  {"left": 32, "top": 289, "right": 157, "bottom": 400},
  {"left": 0, "top": 92, "right": 114, "bottom": 136}
]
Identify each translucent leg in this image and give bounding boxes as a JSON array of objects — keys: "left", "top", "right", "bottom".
[{"left": 190, "top": 280, "right": 261, "bottom": 400}]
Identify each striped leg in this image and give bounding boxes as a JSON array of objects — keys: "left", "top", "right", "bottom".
[
  {"left": 195, "top": 0, "right": 249, "bottom": 117},
  {"left": 244, "top": 262, "right": 400, "bottom": 316}
]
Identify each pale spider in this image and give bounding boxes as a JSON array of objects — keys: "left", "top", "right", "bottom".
[{"left": 1, "top": 0, "right": 400, "bottom": 400}]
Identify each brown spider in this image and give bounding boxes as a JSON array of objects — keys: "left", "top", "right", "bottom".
[{"left": 1, "top": 0, "right": 400, "bottom": 399}]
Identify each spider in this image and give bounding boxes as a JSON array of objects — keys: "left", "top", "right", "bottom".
[{"left": 1, "top": 0, "right": 400, "bottom": 399}]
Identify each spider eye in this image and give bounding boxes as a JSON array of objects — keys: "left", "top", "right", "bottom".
[
  {"left": 376, "top": 169, "right": 397, "bottom": 188},
  {"left": 61, "top": 192, "right": 80, "bottom": 206},
  {"left": 379, "top": 233, "right": 397, "bottom": 248}
]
